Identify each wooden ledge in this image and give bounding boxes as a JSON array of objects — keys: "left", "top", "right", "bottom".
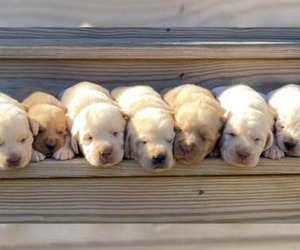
[
  {"left": 0, "top": 157, "right": 300, "bottom": 179},
  {"left": 1, "top": 28, "right": 300, "bottom": 59}
]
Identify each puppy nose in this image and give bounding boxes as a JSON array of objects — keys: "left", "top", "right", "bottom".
[
  {"left": 152, "top": 154, "right": 166, "bottom": 165},
  {"left": 180, "top": 144, "right": 193, "bottom": 154},
  {"left": 237, "top": 151, "right": 249, "bottom": 159},
  {"left": 46, "top": 143, "right": 56, "bottom": 151},
  {"left": 100, "top": 148, "right": 112, "bottom": 160},
  {"left": 7, "top": 156, "right": 20, "bottom": 167},
  {"left": 284, "top": 141, "right": 296, "bottom": 151}
]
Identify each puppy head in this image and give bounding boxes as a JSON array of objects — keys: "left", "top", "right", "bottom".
[
  {"left": 219, "top": 111, "right": 273, "bottom": 167},
  {"left": 275, "top": 111, "right": 300, "bottom": 156},
  {"left": 125, "top": 108, "right": 175, "bottom": 171},
  {"left": 28, "top": 104, "right": 67, "bottom": 157},
  {"left": 71, "top": 103, "right": 126, "bottom": 167},
  {"left": 0, "top": 104, "right": 34, "bottom": 170},
  {"left": 173, "top": 104, "right": 226, "bottom": 164}
]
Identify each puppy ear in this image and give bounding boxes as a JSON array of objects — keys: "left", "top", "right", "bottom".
[
  {"left": 220, "top": 110, "right": 230, "bottom": 124},
  {"left": 268, "top": 105, "right": 278, "bottom": 119},
  {"left": 70, "top": 132, "right": 79, "bottom": 155},
  {"left": 264, "top": 130, "right": 274, "bottom": 151},
  {"left": 18, "top": 103, "right": 29, "bottom": 112},
  {"left": 28, "top": 117, "right": 40, "bottom": 136}
]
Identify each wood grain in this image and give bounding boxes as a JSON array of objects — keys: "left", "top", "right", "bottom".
[
  {"left": 1, "top": 176, "right": 300, "bottom": 222},
  {"left": 22, "top": 242, "right": 300, "bottom": 250},
  {"left": 1, "top": 28, "right": 300, "bottom": 59},
  {"left": 1, "top": 59, "right": 300, "bottom": 96},
  {"left": 1, "top": 225, "right": 300, "bottom": 249},
  {"left": 1, "top": 157, "right": 300, "bottom": 179},
  {"left": 0, "top": 0, "right": 300, "bottom": 27},
  {"left": 0, "top": 27, "right": 300, "bottom": 225}
]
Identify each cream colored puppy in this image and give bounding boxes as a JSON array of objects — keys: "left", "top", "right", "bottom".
[
  {"left": 212, "top": 85, "right": 274, "bottom": 167},
  {"left": 264, "top": 84, "right": 300, "bottom": 159},
  {"left": 163, "top": 84, "right": 226, "bottom": 164},
  {"left": 61, "top": 81, "right": 126, "bottom": 167},
  {"left": 15, "top": 88, "right": 69, "bottom": 162},
  {"left": 112, "top": 86, "right": 175, "bottom": 171},
  {"left": 0, "top": 94, "right": 37, "bottom": 170}
]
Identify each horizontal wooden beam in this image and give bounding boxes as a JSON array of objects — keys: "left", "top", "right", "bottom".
[
  {"left": 1, "top": 28, "right": 300, "bottom": 59},
  {"left": 1, "top": 175, "right": 300, "bottom": 222},
  {"left": 1, "top": 225, "right": 300, "bottom": 249},
  {"left": 1, "top": 157, "right": 300, "bottom": 179}
]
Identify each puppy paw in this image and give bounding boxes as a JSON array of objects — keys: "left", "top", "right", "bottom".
[
  {"left": 263, "top": 145, "right": 285, "bottom": 160},
  {"left": 31, "top": 149, "right": 46, "bottom": 162},
  {"left": 209, "top": 147, "right": 221, "bottom": 157},
  {"left": 52, "top": 146, "right": 75, "bottom": 161}
]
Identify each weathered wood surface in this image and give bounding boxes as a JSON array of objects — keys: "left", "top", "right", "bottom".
[
  {"left": 1, "top": 0, "right": 300, "bottom": 27},
  {"left": 1, "top": 176, "right": 300, "bottom": 222},
  {"left": 0, "top": 28, "right": 300, "bottom": 224},
  {"left": 1, "top": 225, "right": 300, "bottom": 250},
  {"left": 1, "top": 157, "right": 300, "bottom": 179},
  {"left": 1, "top": 28, "right": 300, "bottom": 59},
  {"left": 0, "top": 29, "right": 300, "bottom": 95},
  {"left": 1, "top": 59, "right": 300, "bottom": 96}
]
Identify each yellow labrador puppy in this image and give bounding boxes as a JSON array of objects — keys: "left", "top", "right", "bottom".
[
  {"left": 264, "top": 84, "right": 300, "bottom": 159},
  {"left": 212, "top": 85, "right": 274, "bottom": 167},
  {"left": 0, "top": 93, "right": 38, "bottom": 170},
  {"left": 61, "top": 81, "right": 126, "bottom": 167},
  {"left": 163, "top": 84, "right": 226, "bottom": 164},
  {"left": 112, "top": 85, "right": 175, "bottom": 171},
  {"left": 16, "top": 88, "right": 69, "bottom": 162}
]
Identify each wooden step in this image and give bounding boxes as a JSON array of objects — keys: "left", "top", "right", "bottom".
[
  {"left": 1, "top": 28, "right": 300, "bottom": 222},
  {"left": 1, "top": 28, "right": 300, "bottom": 59}
]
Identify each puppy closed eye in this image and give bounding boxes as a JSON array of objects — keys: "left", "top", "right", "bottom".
[
  {"left": 254, "top": 138, "right": 261, "bottom": 143},
  {"left": 199, "top": 134, "right": 210, "bottom": 142},
  {"left": 112, "top": 131, "right": 120, "bottom": 137},
  {"left": 226, "top": 132, "right": 236, "bottom": 138},
  {"left": 277, "top": 122, "right": 285, "bottom": 129},
  {"left": 166, "top": 138, "right": 174, "bottom": 144},
  {"left": 20, "top": 136, "right": 28, "bottom": 144},
  {"left": 84, "top": 135, "right": 93, "bottom": 142},
  {"left": 138, "top": 140, "right": 148, "bottom": 145},
  {"left": 56, "top": 130, "right": 66, "bottom": 135}
]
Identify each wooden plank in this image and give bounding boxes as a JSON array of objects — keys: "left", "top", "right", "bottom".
[
  {"left": 1, "top": 175, "right": 300, "bottom": 222},
  {"left": 1, "top": 225, "right": 300, "bottom": 249},
  {"left": 1, "top": 28, "right": 300, "bottom": 59},
  {"left": 2, "top": 27, "right": 300, "bottom": 40},
  {"left": 1, "top": 157, "right": 300, "bottom": 179},
  {"left": 4, "top": 44, "right": 300, "bottom": 60},
  {"left": 24, "top": 242, "right": 300, "bottom": 250},
  {"left": 1, "top": 59, "right": 300, "bottom": 96},
  {"left": 0, "top": 1, "right": 300, "bottom": 27}
]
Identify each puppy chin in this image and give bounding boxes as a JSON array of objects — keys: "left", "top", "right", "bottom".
[
  {"left": 175, "top": 150, "right": 206, "bottom": 164},
  {"left": 85, "top": 152, "right": 123, "bottom": 167},
  {"left": 0, "top": 159, "right": 28, "bottom": 171},
  {"left": 139, "top": 156, "right": 175, "bottom": 172},
  {"left": 222, "top": 151, "right": 258, "bottom": 168}
]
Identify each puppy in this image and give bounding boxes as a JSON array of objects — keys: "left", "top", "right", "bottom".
[
  {"left": 264, "top": 84, "right": 300, "bottom": 159},
  {"left": 61, "top": 81, "right": 126, "bottom": 167},
  {"left": 0, "top": 93, "right": 37, "bottom": 170},
  {"left": 163, "top": 84, "right": 226, "bottom": 164},
  {"left": 212, "top": 85, "right": 274, "bottom": 167},
  {"left": 112, "top": 86, "right": 175, "bottom": 171},
  {"left": 16, "top": 88, "right": 69, "bottom": 161}
]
